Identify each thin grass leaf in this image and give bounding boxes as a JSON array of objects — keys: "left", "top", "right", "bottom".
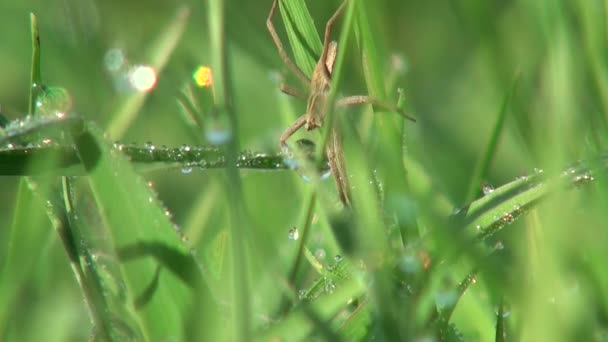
[
  {"left": 257, "top": 277, "right": 365, "bottom": 341},
  {"left": 278, "top": 0, "right": 322, "bottom": 76},
  {"left": 464, "top": 75, "right": 520, "bottom": 203},
  {"left": 461, "top": 156, "right": 600, "bottom": 242},
  {"left": 28, "top": 13, "right": 41, "bottom": 115}
]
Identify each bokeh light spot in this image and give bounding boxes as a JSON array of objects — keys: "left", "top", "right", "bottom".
[
  {"left": 193, "top": 66, "right": 213, "bottom": 87},
  {"left": 129, "top": 65, "right": 157, "bottom": 92}
]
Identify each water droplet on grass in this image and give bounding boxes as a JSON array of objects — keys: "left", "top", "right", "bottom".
[
  {"left": 435, "top": 290, "right": 457, "bottom": 309},
  {"left": 35, "top": 87, "right": 72, "bottom": 115},
  {"left": 482, "top": 183, "right": 494, "bottom": 195},
  {"left": 206, "top": 116, "right": 232, "bottom": 145},
  {"left": 315, "top": 249, "right": 326, "bottom": 259},
  {"left": 324, "top": 278, "right": 336, "bottom": 293},
  {"left": 399, "top": 254, "right": 421, "bottom": 274},
  {"left": 288, "top": 227, "right": 299, "bottom": 241},
  {"left": 181, "top": 165, "right": 193, "bottom": 174}
]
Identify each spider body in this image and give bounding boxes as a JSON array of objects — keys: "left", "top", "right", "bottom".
[{"left": 266, "top": 0, "right": 415, "bottom": 206}]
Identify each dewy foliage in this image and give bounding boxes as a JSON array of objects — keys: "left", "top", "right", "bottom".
[{"left": 1, "top": 1, "right": 608, "bottom": 341}]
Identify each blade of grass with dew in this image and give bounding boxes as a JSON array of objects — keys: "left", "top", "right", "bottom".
[
  {"left": 278, "top": 0, "right": 322, "bottom": 76},
  {"left": 0, "top": 15, "right": 86, "bottom": 337},
  {"left": 459, "top": 155, "right": 603, "bottom": 245},
  {"left": 347, "top": 1, "right": 413, "bottom": 338},
  {"left": 53, "top": 177, "right": 143, "bottom": 340},
  {"left": 257, "top": 276, "right": 365, "bottom": 341},
  {"left": 106, "top": 7, "right": 189, "bottom": 139},
  {"left": 464, "top": 75, "right": 520, "bottom": 204},
  {"left": 28, "top": 13, "right": 41, "bottom": 115},
  {"left": 71, "top": 122, "right": 218, "bottom": 340},
  {"left": 354, "top": 0, "right": 417, "bottom": 247}
]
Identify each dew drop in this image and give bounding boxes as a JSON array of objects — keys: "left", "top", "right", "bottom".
[
  {"left": 435, "top": 289, "right": 457, "bottom": 309},
  {"left": 494, "top": 241, "right": 504, "bottom": 250},
  {"left": 288, "top": 227, "right": 299, "bottom": 241},
  {"left": 324, "top": 278, "right": 336, "bottom": 293},
  {"left": 181, "top": 164, "right": 193, "bottom": 174},
  {"left": 180, "top": 144, "right": 191, "bottom": 153},
  {"left": 482, "top": 183, "right": 495, "bottom": 195},
  {"left": 399, "top": 254, "right": 421, "bottom": 274},
  {"left": 334, "top": 255, "right": 343, "bottom": 262},
  {"left": 35, "top": 87, "right": 72, "bottom": 115},
  {"left": 320, "top": 168, "right": 332, "bottom": 180},
  {"left": 315, "top": 248, "right": 326, "bottom": 260},
  {"left": 205, "top": 117, "right": 232, "bottom": 145},
  {"left": 298, "top": 289, "right": 307, "bottom": 300}
]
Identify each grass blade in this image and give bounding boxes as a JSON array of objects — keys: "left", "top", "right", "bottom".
[
  {"left": 464, "top": 75, "right": 520, "bottom": 203},
  {"left": 278, "top": 0, "right": 322, "bottom": 76},
  {"left": 72, "top": 122, "right": 218, "bottom": 340}
]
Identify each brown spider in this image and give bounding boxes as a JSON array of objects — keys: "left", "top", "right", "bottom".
[{"left": 266, "top": 0, "right": 415, "bottom": 206}]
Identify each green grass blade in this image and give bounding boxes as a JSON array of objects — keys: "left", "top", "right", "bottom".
[
  {"left": 72, "top": 122, "right": 218, "bottom": 340},
  {"left": 257, "top": 277, "right": 365, "bottom": 341},
  {"left": 278, "top": 0, "right": 322, "bottom": 76},
  {"left": 460, "top": 156, "right": 600, "bottom": 242},
  {"left": 464, "top": 75, "right": 520, "bottom": 203},
  {"left": 28, "top": 13, "right": 41, "bottom": 115}
]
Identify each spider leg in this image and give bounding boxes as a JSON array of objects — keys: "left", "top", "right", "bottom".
[
  {"left": 279, "top": 83, "right": 307, "bottom": 99},
  {"left": 279, "top": 114, "right": 307, "bottom": 148},
  {"left": 337, "top": 95, "right": 417, "bottom": 122},
  {"left": 267, "top": 0, "right": 311, "bottom": 86},
  {"left": 320, "top": 0, "right": 348, "bottom": 81},
  {"left": 326, "top": 128, "right": 351, "bottom": 206}
]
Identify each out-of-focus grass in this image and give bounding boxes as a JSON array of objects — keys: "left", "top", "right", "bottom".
[{"left": 0, "top": 0, "right": 607, "bottom": 341}]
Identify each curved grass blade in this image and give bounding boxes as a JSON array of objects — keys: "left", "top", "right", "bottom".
[
  {"left": 59, "top": 177, "right": 145, "bottom": 340},
  {"left": 257, "top": 277, "right": 365, "bottom": 341},
  {"left": 71, "top": 122, "right": 218, "bottom": 340},
  {"left": 460, "top": 157, "right": 601, "bottom": 243},
  {"left": 464, "top": 75, "right": 520, "bottom": 203},
  {"left": 278, "top": 0, "right": 322, "bottom": 76}
]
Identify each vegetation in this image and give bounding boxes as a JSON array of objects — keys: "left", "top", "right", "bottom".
[{"left": 0, "top": 0, "right": 607, "bottom": 341}]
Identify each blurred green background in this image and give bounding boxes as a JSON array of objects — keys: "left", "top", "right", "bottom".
[{"left": 1, "top": 0, "right": 607, "bottom": 340}]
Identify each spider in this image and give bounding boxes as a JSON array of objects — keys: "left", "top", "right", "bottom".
[{"left": 266, "top": 0, "right": 415, "bottom": 206}]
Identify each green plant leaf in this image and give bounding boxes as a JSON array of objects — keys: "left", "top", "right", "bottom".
[
  {"left": 278, "top": 0, "right": 322, "bottom": 76},
  {"left": 71, "top": 122, "right": 219, "bottom": 340}
]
